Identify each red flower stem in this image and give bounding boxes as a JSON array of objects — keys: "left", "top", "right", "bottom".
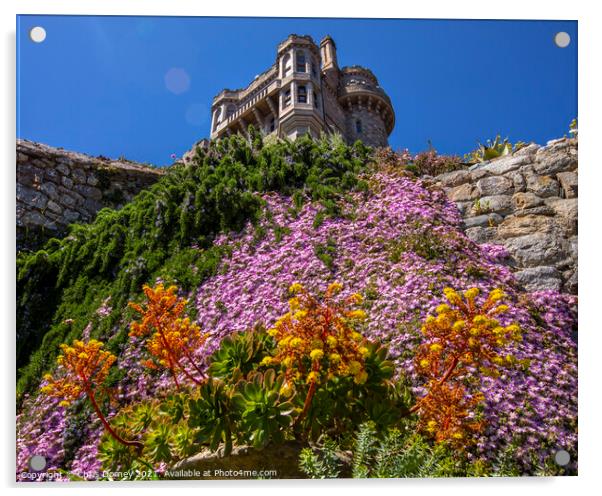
[
  {"left": 294, "top": 380, "right": 317, "bottom": 426},
  {"left": 83, "top": 381, "right": 143, "bottom": 452}
]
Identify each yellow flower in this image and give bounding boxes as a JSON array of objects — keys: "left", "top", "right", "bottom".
[
  {"left": 452, "top": 320, "right": 466, "bottom": 331},
  {"left": 349, "top": 293, "right": 363, "bottom": 304},
  {"left": 290, "top": 337, "right": 302, "bottom": 348},
  {"left": 429, "top": 343, "right": 443, "bottom": 353},
  {"left": 426, "top": 420, "right": 437, "bottom": 432},
  {"left": 267, "top": 328, "right": 278, "bottom": 337},
  {"left": 59, "top": 400, "right": 70, "bottom": 408},
  {"left": 493, "top": 304, "right": 509, "bottom": 314},
  {"left": 310, "top": 349, "right": 324, "bottom": 361},
  {"left": 351, "top": 332, "right": 362, "bottom": 342},
  {"left": 326, "top": 335, "right": 338, "bottom": 347},
  {"left": 464, "top": 287, "right": 480, "bottom": 300},
  {"left": 473, "top": 315, "right": 486, "bottom": 325},
  {"left": 420, "top": 359, "right": 430, "bottom": 368},
  {"left": 327, "top": 282, "right": 343, "bottom": 294},
  {"left": 329, "top": 353, "right": 341, "bottom": 363},
  {"left": 358, "top": 346, "right": 369, "bottom": 357},
  {"left": 452, "top": 432, "right": 463, "bottom": 440},
  {"left": 260, "top": 356, "right": 273, "bottom": 367},
  {"left": 489, "top": 289, "right": 505, "bottom": 302},
  {"left": 306, "top": 371, "right": 319, "bottom": 384},
  {"left": 289, "top": 282, "right": 304, "bottom": 294},
  {"left": 283, "top": 357, "right": 293, "bottom": 368},
  {"left": 279, "top": 383, "right": 293, "bottom": 397},
  {"left": 436, "top": 304, "right": 450, "bottom": 314},
  {"left": 347, "top": 309, "right": 367, "bottom": 320},
  {"left": 354, "top": 371, "right": 368, "bottom": 384},
  {"left": 348, "top": 360, "right": 362, "bottom": 375},
  {"left": 288, "top": 297, "right": 300, "bottom": 312}
]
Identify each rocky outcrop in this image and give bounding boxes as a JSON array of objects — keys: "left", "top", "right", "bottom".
[
  {"left": 17, "top": 140, "right": 165, "bottom": 251},
  {"left": 434, "top": 137, "right": 577, "bottom": 294}
]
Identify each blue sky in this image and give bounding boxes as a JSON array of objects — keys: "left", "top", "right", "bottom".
[{"left": 17, "top": 16, "right": 577, "bottom": 166}]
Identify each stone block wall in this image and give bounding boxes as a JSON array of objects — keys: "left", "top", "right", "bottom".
[
  {"left": 433, "top": 137, "right": 577, "bottom": 294},
  {"left": 17, "top": 140, "right": 165, "bottom": 251}
]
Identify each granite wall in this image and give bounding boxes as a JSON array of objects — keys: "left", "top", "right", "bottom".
[
  {"left": 17, "top": 140, "right": 165, "bottom": 250},
  {"left": 433, "top": 137, "right": 577, "bottom": 294}
]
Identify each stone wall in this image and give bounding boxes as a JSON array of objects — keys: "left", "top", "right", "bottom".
[
  {"left": 433, "top": 137, "right": 577, "bottom": 294},
  {"left": 17, "top": 140, "right": 165, "bottom": 250}
]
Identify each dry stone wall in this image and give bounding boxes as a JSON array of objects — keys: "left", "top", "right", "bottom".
[
  {"left": 17, "top": 140, "right": 165, "bottom": 250},
  {"left": 434, "top": 137, "right": 577, "bottom": 294}
]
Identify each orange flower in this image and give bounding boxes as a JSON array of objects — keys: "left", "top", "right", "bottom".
[
  {"left": 41, "top": 339, "right": 115, "bottom": 407},
  {"left": 41, "top": 339, "right": 142, "bottom": 451},
  {"left": 128, "top": 284, "right": 208, "bottom": 387},
  {"left": 266, "top": 282, "right": 369, "bottom": 424},
  {"left": 412, "top": 287, "right": 521, "bottom": 447}
]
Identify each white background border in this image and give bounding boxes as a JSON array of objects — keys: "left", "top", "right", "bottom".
[{"left": 2, "top": 1, "right": 600, "bottom": 494}]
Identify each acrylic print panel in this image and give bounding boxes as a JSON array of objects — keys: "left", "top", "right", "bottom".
[{"left": 16, "top": 15, "right": 577, "bottom": 481}]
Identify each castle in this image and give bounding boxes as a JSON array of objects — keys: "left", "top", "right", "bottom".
[{"left": 206, "top": 34, "right": 395, "bottom": 148}]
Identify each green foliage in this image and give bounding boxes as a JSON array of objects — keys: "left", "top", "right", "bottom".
[
  {"left": 188, "top": 379, "right": 235, "bottom": 455},
  {"left": 466, "top": 135, "right": 527, "bottom": 163},
  {"left": 299, "top": 438, "right": 342, "bottom": 478},
  {"left": 300, "top": 421, "right": 485, "bottom": 479},
  {"left": 232, "top": 369, "right": 295, "bottom": 449},
  {"left": 17, "top": 133, "right": 370, "bottom": 400},
  {"left": 302, "top": 342, "right": 408, "bottom": 440},
  {"left": 388, "top": 224, "right": 448, "bottom": 262},
  {"left": 207, "top": 328, "right": 274, "bottom": 382},
  {"left": 313, "top": 236, "right": 337, "bottom": 270}
]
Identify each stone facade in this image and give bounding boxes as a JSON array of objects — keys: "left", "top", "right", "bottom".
[
  {"left": 203, "top": 34, "right": 395, "bottom": 150},
  {"left": 17, "top": 140, "right": 164, "bottom": 250},
  {"left": 433, "top": 137, "right": 578, "bottom": 294}
]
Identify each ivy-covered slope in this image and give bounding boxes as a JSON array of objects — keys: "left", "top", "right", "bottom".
[{"left": 17, "top": 132, "right": 371, "bottom": 399}]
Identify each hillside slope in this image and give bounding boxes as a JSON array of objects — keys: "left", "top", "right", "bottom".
[{"left": 16, "top": 134, "right": 577, "bottom": 479}]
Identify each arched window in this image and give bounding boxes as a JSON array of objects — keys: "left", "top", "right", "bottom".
[
  {"left": 282, "top": 54, "right": 292, "bottom": 77},
  {"left": 213, "top": 108, "right": 222, "bottom": 131},
  {"left": 297, "top": 85, "right": 307, "bottom": 103},
  {"left": 296, "top": 51, "right": 306, "bottom": 73},
  {"left": 226, "top": 104, "right": 236, "bottom": 119},
  {"left": 356, "top": 119, "right": 362, "bottom": 134}
]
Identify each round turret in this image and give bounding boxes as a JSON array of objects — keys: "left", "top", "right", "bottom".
[{"left": 338, "top": 66, "right": 395, "bottom": 147}]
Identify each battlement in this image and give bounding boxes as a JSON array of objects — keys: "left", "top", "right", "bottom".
[{"left": 186, "top": 34, "right": 395, "bottom": 159}]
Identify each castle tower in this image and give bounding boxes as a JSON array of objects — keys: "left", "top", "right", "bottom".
[
  {"left": 276, "top": 35, "right": 325, "bottom": 140},
  {"left": 338, "top": 67, "right": 395, "bottom": 148},
  {"left": 319, "top": 35, "right": 339, "bottom": 90},
  {"left": 197, "top": 34, "right": 395, "bottom": 157}
]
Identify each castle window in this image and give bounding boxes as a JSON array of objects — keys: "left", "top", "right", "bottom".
[
  {"left": 356, "top": 119, "right": 362, "bottom": 134},
  {"left": 212, "top": 108, "right": 222, "bottom": 131},
  {"left": 311, "top": 62, "right": 317, "bottom": 77},
  {"left": 282, "top": 54, "right": 292, "bottom": 77},
  {"left": 270, "top": 117, "right": 275, "bottom": 132},
  {"left": 226, "top": 104, "right": 236, "bottom": 118},
  {"left": 313, "top": 91, "right": 319, "bottom": 108},
  {"left": 283, "top": 89, "right": 291, "bottom": 108},
  {"left": 298, "top": 85, "right": 307, "bottom": 103},
  {"left": 296, "top": 52, "right": 306, "bottom": 73}
]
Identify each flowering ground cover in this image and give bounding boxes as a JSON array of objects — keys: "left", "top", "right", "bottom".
[{"left": 16, "top": 135, "right": 577, "bottom": 480}]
